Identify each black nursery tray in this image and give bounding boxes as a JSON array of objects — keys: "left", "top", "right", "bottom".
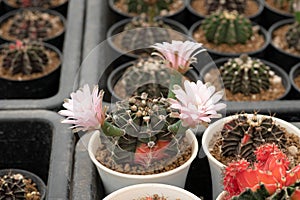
[
  {"left": 0, "top": 0, "right": 84, "bottom": 110},
  {"left": 0, "top": 110, "right": 75, "bottom": 200}
]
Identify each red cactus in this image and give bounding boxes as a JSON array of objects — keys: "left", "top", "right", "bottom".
[{"left": 223, "top": 143, "right": 300, "bottom": 199}]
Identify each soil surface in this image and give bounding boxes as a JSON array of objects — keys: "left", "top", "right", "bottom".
[
  {"left": 265, "top": 0, "right": 293, "bottom": 14},
  {"left": 209, "top": 123, "right": 300, "bottom": 168},
  {"left": 0, "top": 12, "right": 64, "bottom": 41},
  {"left": 139, "top": 195, "right": 179, "bottom": 200},
  {"left": 272, "top": 24, "right": 300, "bottom": 57},
  {"left": 5, "top": 0, "right": 67, "bottom": 8},
  {"left": 113, "top": 0, "right": 184, "bottom": 17},
  {"left": 95, "top": 136, "right": 192, "bottom": 175},
  {"left": 0, "top": 48, "right": 61, "bottom": 81},
  {"left": 204, "top": 68, "right": 286, "bottom": 101},
  {"left": 190, "top": 0, "right": 259, "bottom": 17},
  {"left": 294, "top": 74, "right": 300, "bottom": 91},
  {"left": 193, "top": 26, "right": 265, "bottom": 54}
]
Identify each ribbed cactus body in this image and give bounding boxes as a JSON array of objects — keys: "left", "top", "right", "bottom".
[
  {"left": 221, "top": 113, "right": 286, "bottom": 161},
  {"left": 220, "top": 54, "right": 272, "bottom": 96},
  {"left": 121, "top": 17, "right": 171, "bottom": 52},
  {"left": 8, "top": 10, "right": 55, "bottom": 40},
  {"left": 201, "top": 10, "right": 253, "bottom": 45},
  {"left": 286, "top": 22, "right": 300, "bottom": 51},
  {"left": 205, "top": 0, "right": 246, "bottom": 14},
  {"left": 104, "top": 93, "right": 182, "bottom": 168},
  {"left": 1, "top": 41, "right": 49, "bottom": 75}
]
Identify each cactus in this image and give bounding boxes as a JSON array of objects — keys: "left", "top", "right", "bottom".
[
  {"left": 114, "top": 58, "right": 173, "bottom": 99},
  {"left": 101, "top": 92, "right": 186, "bottom": 169},
  {"left": 219, "top": 54, "right": 272, "bottom": 96},
  {"left": 220, "top": 112, "right": 287, "bottom": 161},
  {"left": 1, "top": 40, "right": 49, "bottom": 75},
  {"left": 205, "top": 0, "right": 246, "bottom": 14},
  {"left": 7, "top": 9, "right": 60, "bottom": 40},
  {"left": 0, "top": 172, "right": 41, "bottom": 200},
  {"left": 126, "top": 0, "right": 173, "bottom": 17},
  {"left": 224, "top": 144, "right": 300, "bottom": 200},
  {"left": 286, "top": 0, "right": 300, "bottom": 51},
  {"left": 273, "top": 0, "right": 294, "bottom": 13},
  {"left": 120, "top": 16, "right": 171, "bottom": 55},
  {"left": 201, "top": 10, "right": 253, "bottom": 45}
]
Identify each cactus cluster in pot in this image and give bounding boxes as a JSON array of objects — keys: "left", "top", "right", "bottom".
[
  {"left": 222, "top": 143, "right": 300, "bottom": 200},
  {"left": 205, "top": 0, "right": 246, "bottom": 15},
  {"left": 59, "top": 40, "right": 226, "bottom": 174}
]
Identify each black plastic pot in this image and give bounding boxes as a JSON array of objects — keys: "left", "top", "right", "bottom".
[
  {"left": 289, "top": 63, "right": 300, "bottom": 99},
  {"left": 0, "top": 42, "right": 62, "bottom": 99},
  {"left": 107, "top": 59, "right": 200, "bottom": 103},
  {"left": 0, "top": 110, "right": 75, "bottom": 199},
  {"left": 108, "top": 0, "right": 187, "bottom": 23},
  {"left": 107, "top": 17, "right": 189, "bottom": 64},
  {"left": 0, "top": 8, "right": 66, "bottom": 50},
  {"left": 200, "top": 57, "right": 291, "bottom": 101},
  {"left": 261, "top": 1, "right": 293, "bottom": 29},
  {"left": 0, "top": 168, "right": 46, "bottom": 199},
  {"left": 0, "top": 0, "right": 84, "bottom": 110},
  {"left": 186, "top": 0, "right": 264, "bottom": 28},
  {"left": 188, "top": 21, "right": 270, "bottom": 60},
  {"left": 267, "top": 19, "right": 300, "bottom": 73},
  {"left": 2, "top": 0, "right": 69, "bottom": 17}
]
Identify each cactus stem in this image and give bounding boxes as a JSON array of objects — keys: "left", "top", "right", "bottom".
[
  {"left": 168, "top": 70, "right": 183, "bottom": 99},
  {"left": 168, "top": 120, "right": 188, "bottom": 135},
  {"left": 101, "top": 121, "right": 124, "bottom": 137}
]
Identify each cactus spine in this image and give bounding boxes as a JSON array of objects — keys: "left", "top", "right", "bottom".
[{"left": 201, "top": 10, "right": 253, "bottom": 45}]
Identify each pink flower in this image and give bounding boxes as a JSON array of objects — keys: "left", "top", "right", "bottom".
[
  {"left": 151, "top": 40, "right": 206, "bottom": 74},
  {"left": 169, "top": 80, "right": 226, "bottom": 128},
  {"left": 59, "top": 84, "right": 105, "bottom": 132}
]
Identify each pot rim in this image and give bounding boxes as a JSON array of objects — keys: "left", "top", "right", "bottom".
[
  {"left": 289, "top": 63, "right": 300, "bottom": 93},
  {"left": 264, "top": 1, "right": 294, "bottom": 17},
  {"left": 201, "top": 113, "right": 300, "bottom": 169},
  {"left": 88, "top": 129, "right": 199, "bottom": 179},
  {"left": 103, "top": 183, "right": 201, "bottom": 200}
]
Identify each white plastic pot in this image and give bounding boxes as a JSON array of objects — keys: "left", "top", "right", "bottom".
[
  {"left": 202, "top": 114, "right": 300, "bottom": 200},
  {"left": 88, "top": 129, "right": 199, "bottom": 194},
  {"left": 103, "top": 183, "right": 201, "bottom": 200},
  {"left": 216, "top": 191, "right": 227, "bottom": 200}
]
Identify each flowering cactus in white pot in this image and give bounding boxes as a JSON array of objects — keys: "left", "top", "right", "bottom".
[{"left": 59, "top": 40, "right": 226, "bottom": 194}]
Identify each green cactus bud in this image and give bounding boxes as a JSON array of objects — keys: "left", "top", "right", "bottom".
[
  {"left": 1, "top": 40, "right": 49, "bottom": 76},
  {"left": 201, "top": 10, "right": 253, "bottom": 45},
  {"left": 205, "top": 0, "right": 246, "bottom": 14},
  {"left": 219, "top": 54, "right": 272, "bottom": 96}
]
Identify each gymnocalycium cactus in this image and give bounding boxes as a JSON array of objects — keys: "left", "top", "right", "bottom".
[
  {"left": 286, "top": 0, "right": 300, "bottom": 51},
  {"left": 220, "top": 112, "right": 287, "bottom": 162},
  {"left": 219, "top": 54, "right": 273, "bottom": 96},
  {"left": 201, "top": 10, "right": 253, "bottom": 45},
  {"left": 0, "top": 172, "right": 41, "bottom": 200},
  {"left": 205, "top": 0, "right": 246, "bottom": 15},
  {"left": 7, "top": 9, "right": 60, "bottom": 40},
  {"left": 1, "top": 40, "right": 49, "bottom": 75},
  {"left": 59, "top": 41, "right": 226, "bottom": 172},
  {"left": 223, "top": 143, "right": 300, "bottom": 200}
]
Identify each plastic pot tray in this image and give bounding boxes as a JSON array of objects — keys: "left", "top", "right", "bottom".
[
  {"left": 0, "top": 0, "right": 84, "bottom": 110},
  {"left": 0, "top": 110, "right": 75, "bottom": 199}
]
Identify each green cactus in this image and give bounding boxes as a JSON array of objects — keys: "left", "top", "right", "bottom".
[
  {"left": 101, "top": 92, "right": 187, "bottom": 170},
  {"left": 7, "top": 9, "right": 59, "bottom": 40},
  {"left": 219, "top": 54, "right": 272, "bottom": 96},
  {"left": 120, "top": 17, "right": 171, "bottom": 55},
  {"left": 126, "top": 0, "right": 173, "bottom": 16},
  {"left": 114, "top": 58, "right": 173, "bottom": 99},
  {"left": 286, "top": 0, "right": 300, "bottom": 51},
  {"left": 201, "top": 10, "right": 253, "bottom": 45},
  {"left": 221, "top": 113, "right": 287, "bottom": 161},
  {"left": 205, "top": 0, "right": 246, "bottom": 14},
  {"left": 0, "top": 172, "right": 41, "bottom": 200},
  {"left": 1, "top": 40, "right": 49, "bottom": 75}
]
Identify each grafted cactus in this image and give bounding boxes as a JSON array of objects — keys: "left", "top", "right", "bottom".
[
  {"left": 221, "top": 113, "right": 287, "bottom": 161},
  {"left": 114, "top": 58, "right": 172, "bottom": 99},
  {"left": 205, "top": 0, "right": 246, "bottom": 14},
  {"left": 219, "top": 54, "right": 272, "bottom": 96},
  {"left": 201, "top": 10, "right": 253, "bottom": 45},
  {"left": 102, "top": 93, "right": 185, "bottom": 169},
  {"left": 7, "top": 9, "right": 60, "bottom": 40},
  {"left": 286, "top": 0, "right": 300, "bottom": 51},
  {"left": 1, "top": 40, "right": 49, "bottom": 75},
  {"left": 224, "top": 144, "right": 300, "bottom": 200},
  {"left": 0, "top": 172, "right": 41, "bottom": 200},
  {"left": 120, "top": 17, "right": 171, "bottom": 55}
]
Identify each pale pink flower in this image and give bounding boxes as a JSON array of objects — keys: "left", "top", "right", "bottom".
[
  {"left": 169, "top": 80, "right": 226, "bottom": 128},
  {"left": 151, "top": 40, "right": 206, "bottom": 74},
  {"left": 59, "top": 84, "right": 105, "bottom": 132}
]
